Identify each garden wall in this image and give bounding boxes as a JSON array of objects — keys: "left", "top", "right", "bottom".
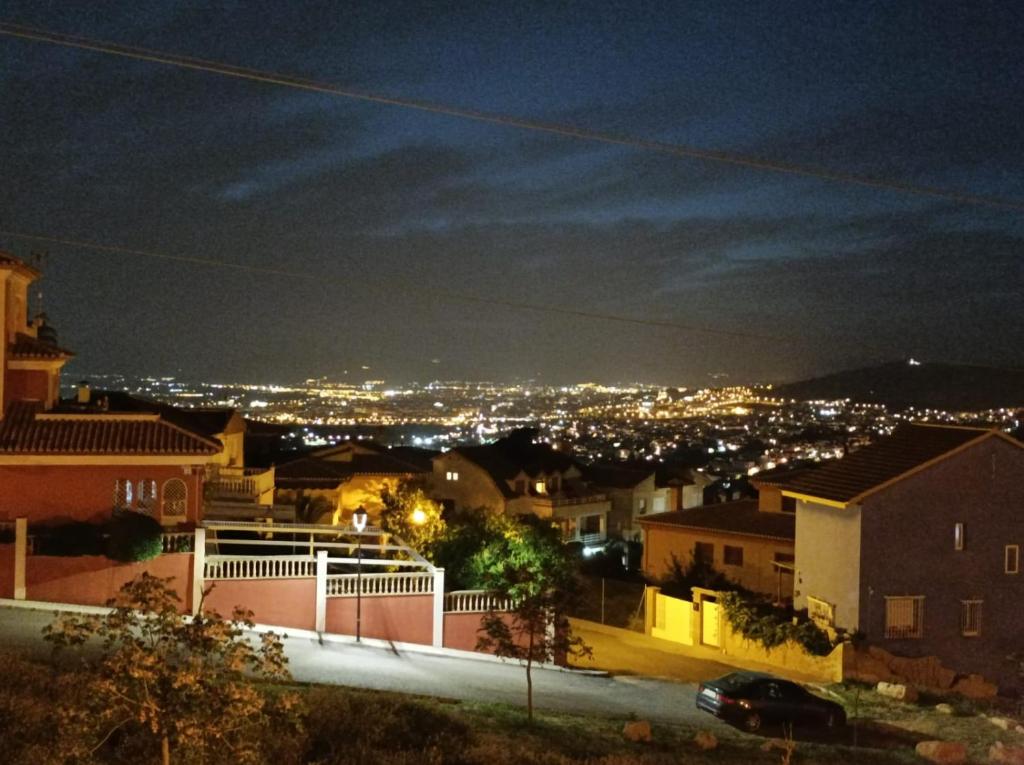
[
  {"left": 203, "top": 578, "right": 317, "bottom": 631},
  {"left": 719, "top": 620, "right": 846, "bottom": 682},
  {"left": 325, "top": 594, "right": 433, "bottom": 645}
]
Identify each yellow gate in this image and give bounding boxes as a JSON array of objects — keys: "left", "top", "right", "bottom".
[{"left": 701, "top": 598, "right": 721, "bottom": 647}]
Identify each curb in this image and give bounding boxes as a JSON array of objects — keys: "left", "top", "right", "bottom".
[{"left": 0, "top": 599, "right": 609, "bottom": 677}]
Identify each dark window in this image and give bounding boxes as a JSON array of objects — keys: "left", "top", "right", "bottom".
[
  {"left": 781, "top": 496, "right": 796, "bottom": 513},
  {"left": 694, "top": 542, "right": 714, "bottom": 564},
  {"left": 724, "top": 545, "right": 744, "bottom": 567},
  {"left": 774, "top": 552, "right": 795, "bottom": 564},
  {"left": 581, "top": 514, "right": 602, "bottom": 534},
  {"left": 514, "top": 479, "right": 526, "bottom": 494}
]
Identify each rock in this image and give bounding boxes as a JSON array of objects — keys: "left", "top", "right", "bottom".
[
  {"left": 623, "top": 720, "right": 652, "bottom": 743},
  {"left": 694, "top": 730, "right": 718, "bottom": 751},
  {"left": 1015, "top": 725, "right": 1024, "bottom": 734},
  {"left": 990, "top": 742, "right": 1024, "bottom": 765},
  {"left": 990, "top": 717, "right": 1012, "bottom": 731},
  {"left": 934, "top": 703, "right": 955, "bottom": 715},
  {"left": 915, "top": 740, "right": 967, "bottom": 764},
  {"left": 952, "top": 674, "right": 998, "bottom": 700},
  {"left": 877, "top": 681, "right": 919, "bottom": 702}
]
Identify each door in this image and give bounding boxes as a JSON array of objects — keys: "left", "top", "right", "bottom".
[{"left": 701, "top": 597, "right": 721, "bottom": 647}]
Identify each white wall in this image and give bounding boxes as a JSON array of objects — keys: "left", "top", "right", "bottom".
[{"left": 794, "top": 499, "right": 862, "bottom": 630}]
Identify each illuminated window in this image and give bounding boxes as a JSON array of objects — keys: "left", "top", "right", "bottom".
[
  {"left": 960, "top": 600, "right": 982, "bottom": 637},
  {"left": 137, "top": 479, "right": 158, "bottom": 512},
  {"left": 723, "top": 545, "right": 743, "bottom": 567},
  {"left": 445, "top": 471, "right": 459, "bottom": 482},
  {"left": 113, "top": 479, "right": 133, "bottom": 511},
  {"left": 162, "top": 478, "right": 188, "bottom": 517},
  {"left": 535, "top": 480, "right": 547, "bottom": 494},
  {"left": 884, "top": 596, "right": 924, "bottom": 639},
  {"left": 954, "top": 523, "right": 964, "bottom": 551},
  {"left": 1006, "top": 545, "right": 1020, "bottom": 574}
]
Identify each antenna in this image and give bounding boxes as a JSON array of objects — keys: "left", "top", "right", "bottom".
[{"left": 29, "top": 250, "right": 48, "bottom": 317}]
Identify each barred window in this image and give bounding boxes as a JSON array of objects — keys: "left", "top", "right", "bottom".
[
  {"left": 723, "top": 545, "right": 744, "bottom": 567},
  {"left": 162, "top": 478, "right": 188, "bottom": 517},
  {"left": 885, "top": 596, "right": 925, "bottom": 639},
  {"left": 694, "top": 542, "right": 714, "bottom": 564},
  {"left": 1006, "top": 545, "right": 1020, "bottom": 575},
  {"left": 113, "top": 479, "right": 133, "bottom": 510},
  {"left": 137, "top": 479, "right": 158, "bottom": 512},
  {"left": 961, "top": 600, "right": 982, "bottom": 637}
]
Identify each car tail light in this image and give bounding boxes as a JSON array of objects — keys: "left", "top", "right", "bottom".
[{"left": 719, "top": 695, "right": 736, "bottom": 705}]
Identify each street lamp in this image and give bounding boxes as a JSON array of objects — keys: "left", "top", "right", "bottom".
[
  {"left": 352, "top": 506, "right": 368, "bottom": 642},
  {"left": 410, "top": 506, "right": 427, "bottom": 526}
]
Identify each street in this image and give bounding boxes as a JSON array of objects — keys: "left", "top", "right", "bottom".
[{"left": 0, "top": 606, "right": 722, "bottom": 727}]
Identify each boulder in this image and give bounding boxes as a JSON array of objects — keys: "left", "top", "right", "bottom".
[
  {"left": 990, "top": 742, "right": 1024, "bottom": 765},
  {"left": 877, "top": 681, "right": 919, "bottom": 702},
  {"left": 989, "top": 717, "right": 1012, "bottom": 731},
  {"left": 934, "top": 703, "right": 955, "bottom": 715},
  {"left": 623, "top": 720, "right": 652, "bottom": 743},
  {"left": 915, "top": 740, "right": 967, "bottom": 764},
  {"left": 952, "top": 674, "right": 998, "bottom": 700},
  {"left": 694, "top": 730, "right": 718, "bottom": 751}
]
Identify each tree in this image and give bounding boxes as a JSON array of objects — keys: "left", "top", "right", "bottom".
[
  {"left": 44, "top": 573, "right": 298, "bottom": 765},
  {"left": 474, "top": 516, "right": 591, "bottom": 723},
  {"left": 378, "top": 483, "right": 446, "bottom": 556}
]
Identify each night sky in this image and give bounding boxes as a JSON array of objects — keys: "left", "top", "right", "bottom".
[{"left": 2, "top": 1, "right": 1022, "bottom": 386}]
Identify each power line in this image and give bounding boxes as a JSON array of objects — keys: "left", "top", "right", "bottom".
[
  {"left": 0, "top": 228, "right": 805, "bottom": 345},
  {"left": 2, "top": 21, "right": 1023, "bottom": 214}
]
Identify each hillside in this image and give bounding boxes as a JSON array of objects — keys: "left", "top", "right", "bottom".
[{"left": 773, "top": 361, "right": 1024, "bottom": 411}]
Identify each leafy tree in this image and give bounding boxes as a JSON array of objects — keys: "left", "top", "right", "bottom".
[
  {"left": 474, "top": 516, "right": 591, "bottom": 723},
  {"left": 378, "top": 484, "right": 447, "bottom": 556},
  {"left": 659, "top": 552, "right": 736, "bottom": 599},
  {"left": 44, "top": 573, "right": 298, "bottom": 765}
]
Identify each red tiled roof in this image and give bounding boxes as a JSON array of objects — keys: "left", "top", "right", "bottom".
[
  {"left": 777, "top": 423, "right": 1016, "bottom": 505},
  {"left": 639, "top": 499, "right": 795, "bottom": 541},
  {"left": 0, "top": 402, "right": 220, "bottom": 456},
  {"left": 8, "top": 332, "right": 74, "bottom": 360}
]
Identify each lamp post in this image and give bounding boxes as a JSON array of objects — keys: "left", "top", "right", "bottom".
[{"left": 352, "top": 506, "right": 368, "bottom": 642}]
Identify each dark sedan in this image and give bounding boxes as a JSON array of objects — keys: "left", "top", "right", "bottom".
[{"left": 696, "top": 671, "right": 846, "bottom": 734}]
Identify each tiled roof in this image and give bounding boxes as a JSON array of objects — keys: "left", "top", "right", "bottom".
[
  {"left": 8, "top": 332, "right": 73, "bottom": 359},
  {"left": 56, "top": 391, "right": 235, "bottom": 437},
  {"left": 275, "top": 450, "right": 427, "bottom": 489},
  {"left": 584, "top": 462, "right": 654, "bottom": 489},
  {"left": 777, "top": 424, "right": 1011, "bottom": 505},
  {"left": 0, "top": 401, "right": 220, "bottom": 456},
  {"left": 639, "top": 499, "right": 795, "bottom": 541}
]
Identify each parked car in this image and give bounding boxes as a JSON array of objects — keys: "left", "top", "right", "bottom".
[{"left": 696, "top": 671, "right": 846, "bottom": 733}]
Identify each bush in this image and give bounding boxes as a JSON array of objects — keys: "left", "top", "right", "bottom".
[
  {"left": 722, "top": 592, "right": 836, "bottom": 656},
  {"left": 105, "top": 512, "right": 163, "bottom": 562},
  {"left": 35, "top": 522, "right": 105, "bottom": 556}
]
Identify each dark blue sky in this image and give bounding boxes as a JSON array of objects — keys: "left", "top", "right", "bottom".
[{"left": 2, "top": 1, "right": 1022, "bottom": 385}]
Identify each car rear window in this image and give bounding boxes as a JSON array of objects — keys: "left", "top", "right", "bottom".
[{"left": 712, "top": 674, "right": 754, "bottom": 692}]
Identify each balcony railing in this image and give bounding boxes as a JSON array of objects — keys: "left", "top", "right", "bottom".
[
  {"left": 205, "top": 465, "right": 275, "bottom": 504},
  {"left": 533, "top": 493, "right": 608, "bottom": 508},
  {"left": 325, "top": 572, "right": 434, "bottom": 597},
  {"left": 205, "top": 555, "right": 316, "bottom": 580},
  {"left": 444, "top": 590, "right": 513, "bottom": 613}
]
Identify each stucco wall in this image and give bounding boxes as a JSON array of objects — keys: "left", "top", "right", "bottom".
[
  {"left": 794, "top": 499, "right": 861, "bottom": 629},
  {"left": 432, "top": 454, "right": 506, "bottom": 512},
  {"left": 857, "top": 436, "right": 1024, "bottom": 687},
  {"left": 204, "top": 578, "right": 317, "bottom": 630},
  {"left": 0, "top": 544, "right": 13, "bottom": 598},
  {"left": 25, "top": 553, "right": 194, "bottom": 611},
  {"left": 0, "top": 465, "right": 203, "bottom": 525},
  {"left": 643, "top": 524, "right": 794, "bottom": 598},
  {"left": 4, "top": 368, "right": 50, "bottom": 409},
  {"left": 325, "top": 594, "right": 433, "bottom": 645}
]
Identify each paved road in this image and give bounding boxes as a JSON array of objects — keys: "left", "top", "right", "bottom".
[{"left": 0, "top": 606, "right": 725, "bottom": 727}]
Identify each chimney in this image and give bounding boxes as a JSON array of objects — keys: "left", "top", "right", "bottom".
[{"left": 77, "top": 381, "right": 91, "bottom": 405}]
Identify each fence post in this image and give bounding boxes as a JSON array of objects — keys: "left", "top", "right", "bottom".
[
  {"left": 315, "top": 550, "right": 327, "bottom": 633},
  {"left": 191, "top": 527, "right": 206, "bottom": 616},
  {"left": 644, "top": 586, "right": 660, "bottom": 636},
  {"left": 14, "top": 517, "right": 27, "bottom": 600},
  {"left": 432, "top": 567, "right": 445, "bottom": 647}
]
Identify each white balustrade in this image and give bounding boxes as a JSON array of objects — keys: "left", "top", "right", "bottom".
[
  {"left": 443, "top": 590, "right": 513, "bottom": 613},
  {"left": 325, "top": 572, "right": 435, "bottom": 598},
  {"left": 204, "top": 555, "right": 316, "bottom": 580},
  {"left": 161, "top": 532, "right": 193, "bottom": 553}
]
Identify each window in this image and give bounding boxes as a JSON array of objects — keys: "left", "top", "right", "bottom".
[
  {"left": 781, "top": 496, "right": 796, "bottom": 514},
  {"left": 723, "top": 545, "right": 744, "bottom": 567},
  {"left": 1006, "top": 545, "right": 1019, "bottom": 574},
  {"left": 884, "top": 596, "right": 925, "bottom": 639},
  {"left": 581, "top": 514, "right": 602, "bottom": 535},
  {"left": 445, "top": 471, "right": 459, "bottom": 482},
  {"left": 535, "top": 480, "right": 547, "bottom": 494},
  {"left": 638, "top": 498, "right": 648, "bottom": 515},
  {"left": 954, "top": 523, "right": 964, "bottom": 551},
  {"left": 807, "top": 596, "right": 835, "bottom": 627},
  {"left": 694, "top": 542, "right": 714, "bottom": 564},
  {"left": 514, "top": 479, "right": 526, "bottom": 494},
  {"left": 113, "top": 479, "right": 133, "bottom": 510},
  {"left": 773, "top": 552, "right": 795, "bottom": 565},
  {"left": 961, "top": 600, "right": 982, "bottom": 637},
  {"left": 137, "top": 479, "right": 157, "bottom": 512},
  {"left": 162, "top": 478, "right": 188, "bottom": 517},
  {"left": 547, "top": 476, "right": 560, "bottom": 492}
]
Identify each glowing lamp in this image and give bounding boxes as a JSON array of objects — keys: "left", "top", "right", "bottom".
[
  {"left": 352, "top": 507, "right": 368, "bottom": 532},
  {"left": 410, "top": 507, "right": 428, "bottom": 526}
]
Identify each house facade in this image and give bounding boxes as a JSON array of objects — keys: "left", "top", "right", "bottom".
[
  {"left": 432, "top": 430, "right": 611, "bottom": 544},
  {"left": 583, "top": 463, "right": 671, "bottom": 541},
  {"left": 780, "top": 424, "right": 1024, "bottom": 687}
]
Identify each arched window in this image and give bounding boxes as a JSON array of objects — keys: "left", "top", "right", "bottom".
[
  {"left": 114, "top": 479, "right": 133, "bottom": 510},
  {"left": 162, "top": 478, "right": 188, "bottom": 518},
  {"left": 137, "top": 479, "right": 158, "bottom": 512}
]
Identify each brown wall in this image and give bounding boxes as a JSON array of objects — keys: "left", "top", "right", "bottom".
[
  {"left": 643, "top": 523, "right": 794, "bottom": 598},
  {"left": 442, "top": 611, "right": 526, "bottom": 653},
  {"left": 0, "top": 544, "right": 13, "bottom": 598},
  {"left": 25, "top": 553, "right": 194, "bottom": 611},
  {"left": 858, "top": 436, "right": 1024, "bottom": 688},
  {"left": 204, "top": 578, "right": 317, "bottom": 630},
  {"left": 325, "top": 594, "right": 433, "bottom": 645},
  {"left": 4, "top": 368, "right": 50, "bottom": 409},
  {"left": 0, "top": 465, "right": 204, "bottom": 525}
]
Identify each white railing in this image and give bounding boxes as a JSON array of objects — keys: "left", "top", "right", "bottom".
[
  {"left": 161, "top": 532, "right": 193, "bottom": 553},
  {"left": 325, "top": 572, "right": 434, "bottom": 598},
  {"left": 444, "top": 590, "right": 513, "bottom": 613},
  {"left": 205, "top": 555, "right": 316, "bottom": 580}
]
